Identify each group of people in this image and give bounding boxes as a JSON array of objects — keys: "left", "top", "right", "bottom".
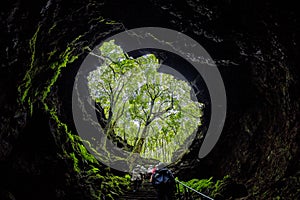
[{"left": 131, "top": 163, "right": 175, "bottom": 200}]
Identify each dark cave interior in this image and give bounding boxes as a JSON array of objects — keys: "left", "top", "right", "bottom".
[{"left": 0, "top": 0, "right": 299, "bottom": 199}]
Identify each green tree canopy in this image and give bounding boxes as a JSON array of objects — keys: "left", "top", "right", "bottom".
[{"left": 87, "top": 40, "right": 203, "bottom": 163}]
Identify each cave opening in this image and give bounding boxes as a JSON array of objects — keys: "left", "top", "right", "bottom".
[{"left": 71, "top": 39, "right": 211, "bottom": 173}]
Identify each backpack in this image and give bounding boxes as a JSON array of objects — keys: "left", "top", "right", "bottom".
[{"left": 152, "top": 168, "right": 175, "bottom": 186}]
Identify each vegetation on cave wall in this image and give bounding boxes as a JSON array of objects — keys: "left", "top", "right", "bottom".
[
  {"left": 176, "top": 175, "right": 249, "bottom": 199},
  {"left": 16, "top": 13, "right": 130, "bottom": 200}
]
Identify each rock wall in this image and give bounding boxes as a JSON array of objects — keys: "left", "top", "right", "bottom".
[{"left": 1, "top": 0, "right": 299, "bottom": 199}]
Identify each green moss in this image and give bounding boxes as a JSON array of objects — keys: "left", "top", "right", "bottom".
[
  {"left": 87, "top": 167, "right": 100, "bottom": 175},
  {"left": 48, "top": 22, "right": 57, "bottom": 34},
  {"left": 77, "top": 144, "right": 98, "bottom": 164},
  {"left": 18, "top": 24, "right": 41, "bottom": 106},
  {"left": 69, "top": 152, "right": 80, "bottom": 173},
  {"left": 17, "top": 19, "right": 131, "bottom": 199},
  {"left": 177, "top": 175, "right": 231, "bottom": 198},
  {"left": 88, "top": 16, "right": 121, "bottom": 25},
  {"left": 178, "top": 177, "right": 214, "bottom": 194},
  {"left": 42, "top": 54, "right": 78, "bottom": 102},
  {"left": 47, "top": 49, "right": 57, "bottom": 61}
]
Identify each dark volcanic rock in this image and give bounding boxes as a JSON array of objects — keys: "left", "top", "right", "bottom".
[{"left": 1, "top": 0, "right": 299, "bottom": 199}]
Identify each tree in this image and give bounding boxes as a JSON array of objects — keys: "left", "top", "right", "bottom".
[{"left": 87, "top": 40, "right": 203, "bottom": 163}]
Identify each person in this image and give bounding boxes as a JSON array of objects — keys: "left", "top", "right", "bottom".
[
  {"left": 146, "top": 165, "right": 154, "bottom": 179},
  {"left": 140, "top": 165, "right": 147, "bottom": 181},
  {"left": 150, "top": 163, "right": 175, "bottom": 200},
  {"left": 131, "top": 165, "right": 142, "bottom": 192},
  {"left": 149, "top": 164, "right": 157, "bottom": 183}
]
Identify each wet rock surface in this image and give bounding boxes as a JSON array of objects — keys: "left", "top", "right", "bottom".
[{"left": 1, "top": 0, "right": 299, "bottom": 199}]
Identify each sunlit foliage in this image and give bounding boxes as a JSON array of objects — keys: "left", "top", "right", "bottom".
[{"left": 87, "top": 40, "right": 203, "bottom": 162}]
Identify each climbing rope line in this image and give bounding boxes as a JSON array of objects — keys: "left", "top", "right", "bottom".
[{"left": 175, "top": 179, "right": 215, "bottom": 200}]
